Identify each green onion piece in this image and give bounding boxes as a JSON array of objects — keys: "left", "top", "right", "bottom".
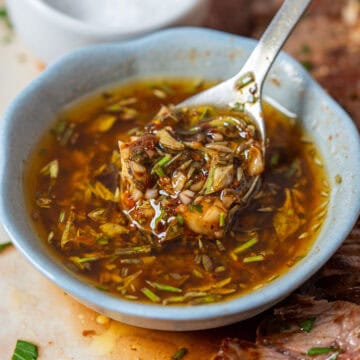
[
  {"left": 95, "top": 285, "right": 109, "bottom": 291},
  {"left": 12, "top": 339, "right": 38, "bottom": 360},
  {"left": 141, "top": 287, "right": 160, "bottom": 302},
  {"left": 163, "top": 296, "right": 186, "bottom": 304},
  {"left": 298, "top": 317, "right": 316, "bottom": 333},
  {"left": 243, "top": 255, "right": 264, "bottom": 263},
  {"left": 0, "top": 241, "right": 12, "bottom": 253},
  {"left": 154, "top": 209, "right": 165, "bottom": 227},
  {"left": 152, "top": 154, "right": 172, "bottom": 176},
  {"left": 219, "top": 213, "right": 226, "bottom": 227},
  {"left": 233, "top": 102, "right": 245, "bottom": 112},
  {"left": 77, "top": 256, "right": 99, "bottom": 263},
  {"left": 191, "top": 295, "right": 221, "bottom": 305},
  {"left": 215, "top": 266, "right": 226, "bottom": 273},
  {"left": 306, "top": 347, "right": 338, "bottom": 356},
  {"left": 199, "top": 108, "right": 209, "bottom": 121},
  {"left": 327, "top": 352, "right": 339, "bottom": 360},
  {"left": 192, "top": 269, "right": 203, "bottom": 278},
  {"left": 115, "top": 245, "right": 152, "bottom": 256},
  {"left": 176, "top": 214, "right": 184, "bottom": 225},
  {"left": 96, "top": 236, "right": 109, "bottom": 245},
  {"left": 233, "top": 237, "right": 258, "bottom": 254},
  {"left": 203, "top": 166, "right": 215, "bottom": 195},
  {"left": 156, "top": 154, "right": 172, "bottom": 167},
  {"left": 146, "top": 281, "right": 182, "bottom": 293},
  {"left": 152, "top": 167, "right": 165, "bottom": 177},
  {"left": 172, "top": 347, "right": 188, "bottom": 360},
  {"left": 189, "top": 204, "right": 203, "bottom": 213}
]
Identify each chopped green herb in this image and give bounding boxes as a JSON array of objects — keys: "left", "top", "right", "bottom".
[
  {"left": 233, "top": 237, "right": 258, "bottom": 254},
  {"left": 141, "top": 287, "right": 160, "bottom": 302},
  {"left": 96, "top": 236, "right": 110, "bottom": 245},
  {"left": 58, "top": 210, "right": 66, "bottom": 223},
  {"left": 115, "top": 245, "right": 152, "bottom": 256},
  {"left": 306, "top": 347, "right": 338, "bottom": 356},
  {"left": 146, "top": 281, "right": 182, "bottom": 293},
  {"left": 0, "top": 241, "right": 12, "bottom": 253},
  {"left": 154, "top": 209, "right": 165, "bottom": 227},
  {"left": 172, "top": 347, "right": 188, "bottom": 360},
  {"left": 189, "top": 204, "right": 203, "bottom": 213},
  {"left": 199, "top": 107, "right": 211, "bottom": 120},
  {"left": 70, "top": 256, "right": 99, "bottom": 264},
  {"left": 233, "top": 102, "right": 245, "bottom": 112},
  {"left": 202, "top": 165, "right": 215, "bottom": 194},
  {"left": 152, "top": 166, "right": 165, "bottom": 177},
  {"left": 298, "top": 317, "right": 316, "bottom": 333},
  {"left": 176, "top": 214, "right": 184, "bottom": 225},
  {"left": 156, "top": 154, "right": 172, "bottom": 167},
  {"left": 192, "top": 269, "right": 204, "bottom": 278},
  {"left": 215, "top": 266, "right": 226, "bottom": 273},
  {"left": 243, "top": 255, "right": 264, "bottom": 263},
  {"left": 95, "top": 285, "right": 109, "bottom": 291},
  {"left": 219, "top": 213, "right": 226, "bottom": 227},
  {"left": 12, "top": 339, "right": 38, "bottom": 360}
]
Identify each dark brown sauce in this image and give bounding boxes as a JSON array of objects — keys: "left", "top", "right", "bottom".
[{"left": 25, "top": 78, "right": 329, "bottom": 305}]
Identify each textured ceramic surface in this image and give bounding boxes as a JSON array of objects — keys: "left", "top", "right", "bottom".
[
  {"left": 6, "top": 0, "right": 209, "bottom": 63},
  {"left": 1, "top": 28, "right": 360, "bottom": 331}
]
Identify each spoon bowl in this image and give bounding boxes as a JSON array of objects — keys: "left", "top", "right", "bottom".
[{"left": 180, "top": 0, "right": 312, "bottom": 148}]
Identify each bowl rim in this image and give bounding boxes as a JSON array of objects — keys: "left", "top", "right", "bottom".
[
  {"left": 1, "top": 27, "right": 360, "bottom": 326},
  {"left": 23, "top": 0, "right": 207, "bottom": 36}
]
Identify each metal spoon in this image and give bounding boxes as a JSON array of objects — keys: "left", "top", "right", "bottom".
[{"left": 179, "top": 0, "right": 312, "bottom": 146}]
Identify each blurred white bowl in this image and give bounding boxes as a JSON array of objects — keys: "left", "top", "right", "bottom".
[{"left": 6, "top": 0, "right": 209, "bottom": 63}]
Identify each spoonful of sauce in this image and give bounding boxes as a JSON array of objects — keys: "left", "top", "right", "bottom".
[{"left": 119, "top": 0, "right": 312, "bottom": 242}]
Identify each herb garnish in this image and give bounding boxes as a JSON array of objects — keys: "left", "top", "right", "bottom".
[
  {"left": 233, "top": 236, "right": 258, "bottom": 254},
  {"left": 12, "top": 339, "right": 38, "bottom": 360},
  {"left": 146, "top": 281, "right": 182, "bottom": 293},
  {"left": 172, "top": 347, "right": 188, "bottom": 360},
  {"left": 0, "top": 241, "right": 12, "bottom": 253},
  {"left": 141, "top": 287, "right": 160, "bottom": 302},
  {"left": 306, "top": 347, "right": 338, "bottom": 356},
  {"left": 298, "top": 317, "right": 316, "bottom": 333},
  {"left": 243, "top": 255, "right": 264, "bottom": 263},
  {"left": 189, "top": 204, "right": 203, "bottom": 213}
]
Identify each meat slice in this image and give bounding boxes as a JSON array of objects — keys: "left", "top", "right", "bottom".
[
  {"left": 215, "top": 298, "right": 360, "bottom": 359},
  {"left": 214, "top": 339, "right": 290, "bottom": 360},
  {"left": 257, "top": 297, "right": 360, "bottom": 359},
  {"left": 299, "top": 227, "right": 360, "bottom": 304}
]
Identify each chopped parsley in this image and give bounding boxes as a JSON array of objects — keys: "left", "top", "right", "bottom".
[
  {"left": 12, "top": 340, "right": 38, "bottom": 360},
  {"left": 298, "top": 317, "right": 316, "bottom": 333}
]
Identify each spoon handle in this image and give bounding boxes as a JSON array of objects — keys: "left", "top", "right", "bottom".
[{"left": 236, "top": 0, "right": 312, "bottom": 85}]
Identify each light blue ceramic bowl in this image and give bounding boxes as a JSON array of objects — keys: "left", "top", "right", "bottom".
[{"left": 1, "top": 28, "right": 360, "bottom": 331}]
